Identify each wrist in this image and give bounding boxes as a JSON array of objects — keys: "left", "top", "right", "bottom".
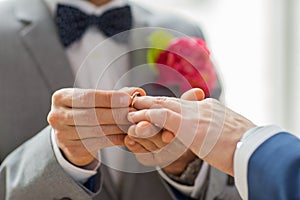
[
  {"left": 164, "top": 158, "right": 203, "bottom": 186},
  {"left": 163, "top": 150, "right": 197, "bottom": 175},
  {"left": 60, "top": 148, "right": 97, "bottom": 167}
]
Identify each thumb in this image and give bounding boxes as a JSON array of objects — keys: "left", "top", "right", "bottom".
[
  {"left": 180, "top": 88, "right": 205, "bottom": 101},
  {"left": 162, "top": 88, "right": 205, "bottom": 143}
]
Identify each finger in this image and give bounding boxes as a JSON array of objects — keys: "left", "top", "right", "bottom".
[
  {"left": 125, "top": 136, "right": 149, "bottom": 153},
  {"left": 128, "top": 122, "right": 166, "bottom": 149},
  {"left": 58, "top": 107, "right": 134, "bottom": 126},
  {"left": 125, "top": 136, "right": 156, "bottom": 166},
  {"left": 57, "top": 134, "right": 125, "bottom": 166},
  {"left": 161, "top": 130, "right": 175, "bottom": 143},
  {"left": 181, "top": 88, "right": 205, "bottom": 101},
  {"left": 55, "top": 125, "right": 129, "bottom": 140},
  {"left": 147, "top": 133, "right": 167, "bottom": 149},
  {"left": 119, "top": 87, "right": 147, "bottom": 96},
  {"left": 52, "top": 88, "right": 131, "bottom": 108},
  {"left": 128, "top": 109, "right": 181, "bottom": 134},
  {"left": 127, "top": 125, "right": 160, "bottom": 151},
  {"left": 119, "top": 87, "right": 147, "bottom": 108},
  {"left": 132, "top": 96, "right": 182, "bottom": 113},
  {"left": 128, "top": 136, "right": 159, "bottom": 152},
  {"left": 80, "top": 134, "right": 126, "bottom": 152},
  {"left": 160, "top": 88, "right": 205, "bottom": 142},
  {"left": 128, "top": 121, "right": 161, "bottom": 138},
  {"left": 134, "top": 121, "right": 166, "bottom": 148}
]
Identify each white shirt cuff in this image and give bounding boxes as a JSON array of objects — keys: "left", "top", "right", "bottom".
[
  {"left": 51, "top": 128, "right": 101, "bottom": 184},
  {"left": 234, "top": 125, "right": 284, "bottom": 200},
  {"left": 157, "top": 162, "right": 209, "bottom": 198}
]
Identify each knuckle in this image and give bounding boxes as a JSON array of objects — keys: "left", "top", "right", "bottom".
[
  {"left": 78, "top": 90, "right": 92, "bottom": 105},
  {"left": 107, "top": 92, "right": 118, "bottom": 107},
  {"left": 200, "top": 98, "right": 213, "bottom": 110},
  {"left": 48, "top": 109, "right": 71, "bottom": 126},
  {"left": 204, "top": 98, "right": 218, "bottom": 105},
  {"left": 169, "top": 97, "right": 180, "bottom": 102},
  {"left": 199, "top": 98, "right": 219, "bottom": 117},
  {"left": 64, "top": 110, "right": 73, "bottom": 121},
  {"left": 47, "top": 111, "right": 60, "bottom": 126},
  {"left": 52, "top": 90, "right": 65, "bottom": 104},
  {"left": 154, "top": 97, "right": 169, "bottom": 105}
]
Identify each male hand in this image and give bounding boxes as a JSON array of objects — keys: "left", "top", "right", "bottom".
[
  {"left": 126, "top": 89, "right": 256, "bottom": 176},
  {"left": 47, "top": 88, "right": 136, "bottom": 167},
  {"left": 124, "top": 89, "right": 205, "bottom": 175}
]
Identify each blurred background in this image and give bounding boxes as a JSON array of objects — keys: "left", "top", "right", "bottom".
[{"left": 133, "top": 0, "right": 300, "bottom": 136}]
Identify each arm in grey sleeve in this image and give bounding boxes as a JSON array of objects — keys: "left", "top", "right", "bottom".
[{"left": 0, "top": 126, "right": 102, "bottom": 200}]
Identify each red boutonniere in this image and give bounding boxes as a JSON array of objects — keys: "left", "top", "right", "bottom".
[{"left": 147, "top": 31, "right": 217, "bottom": 97}]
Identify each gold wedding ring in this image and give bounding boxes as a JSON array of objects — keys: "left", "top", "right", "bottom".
[{"left": 130, "top": 92, "right": 140, "bottom": 107}]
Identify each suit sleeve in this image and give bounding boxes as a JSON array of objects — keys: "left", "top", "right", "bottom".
[
  {"left": 247, "top": 132, "right": 300, "bottom": 200},
  {"left": 234, "top": 125, "right": 300, "bottom": 200},
  {"left": 0, "top": 126, "right": 102, "bottom": 200}
]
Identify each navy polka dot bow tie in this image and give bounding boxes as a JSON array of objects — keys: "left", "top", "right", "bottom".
[{"left": 55, "top": 4, "right": 132, "bottom": 47}]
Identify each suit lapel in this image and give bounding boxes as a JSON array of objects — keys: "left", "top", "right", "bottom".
[
  {"left": 15, "top": 0, "right": 74, "bottom": 92},
  {"left": 100, "top": 164, "right": 119, "bottom": 200},
  {"left": 119, "top": 167, "right": 138, "bottom": 200}
]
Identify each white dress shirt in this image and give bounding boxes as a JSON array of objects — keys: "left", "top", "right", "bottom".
[
  {"left": 234, "top": 125, "right": 284, "bottom": 199},
  {"left": 45, "top": 0, "right": 130, "bottom": 185},
  {"left": 44, "top": 0, "right": 208, "bottom": 197}
]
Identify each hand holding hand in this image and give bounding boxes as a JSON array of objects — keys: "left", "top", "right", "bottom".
[
  {"left": 125, "top": 89, "right": 205, "bottom": 175},
  {"left": 127, "top": 89, "right": 256, "bottom": 176},
  {"left": 47, "top": 88, "right": 134, "bottom": 166}
]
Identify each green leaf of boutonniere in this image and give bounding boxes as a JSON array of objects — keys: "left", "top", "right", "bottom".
[{"left": 147, "top": 30, "right": 174, "bottom": 75}]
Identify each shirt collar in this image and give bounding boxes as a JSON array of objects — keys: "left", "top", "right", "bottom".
[{"left": 43, "top": 0, "right": 128, "bottom": 16}]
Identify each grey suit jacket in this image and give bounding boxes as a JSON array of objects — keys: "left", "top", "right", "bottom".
[{"left": 0, "top": 0, "right": 240, "bottom": 199}]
